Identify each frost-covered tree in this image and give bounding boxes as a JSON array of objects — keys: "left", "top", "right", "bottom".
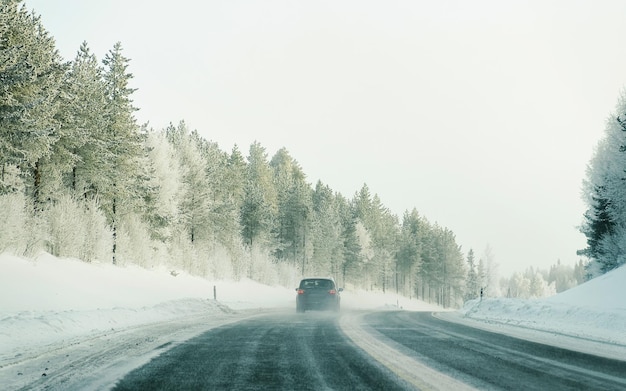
[
  {"left": 547, "top": 259, "right": 583, "bottom": 293},
  {"left": 240, "top": 142, "right": 278, "bottom": 250},
  {"left": 0, "top": 192, "right": 26, "bottom": 252},
  {"left": 351, "top": 185, "right": 400, "bottom": 291},
  {"left": 62, "top": 41, "right": 108, "bottom": 198},
  {"left": 413, "top": 220, "right": 466, "bottom": 306},
  {"left": 197, "top": 136, "right": 242, "bottom": 253},
  {"left": 502, "top": 267, "right": 555, "bottom": 299},
  {"left": 465, "top": 248, "right": 479, "bottom": 301},
  {"left": 371, "top": 195, "right": 399, "bottom": 293},
  {"left": 224, "top": 145, "right": 246, "bottom": 208},
  {"left": 351, "top": 185, "right": 377, "bottom": 287},
  {"left": 0, "top": 1, "right": 65, "bottom": 203},
  {"left": 506, "top": 272, "right": 529, "bottom": 298},
  {"left": 309, "top": 181, "right": 343, "bottom": 277},
  {"left": 479, "top": 244, "right": 500, "bottom": 297},
  {"left": 580, "top": 91, "right": 626, "bottom": 275},
  {"left": 338, "top": 194, "right": 361, "bottom": 287},
  {"left": 166, "top": 122, "right": 211, "bottom": 245},
  {"left": 270, "top": 148, "right": 311, "bottom": 268},
  {"left": 100, "top": 42, "right": 143, "bottom": 264},
  {"left": 36, "top": 43, "right": 104, "bottom": 204},
  {"left": 222, "top": 145, "right": 247, "bottom": 276},
  {"left": 396, "top": 209, "right": 423, "bottom": 296},
  {"left": 430, "top": 226, "right": 465, "bottom": 308}
]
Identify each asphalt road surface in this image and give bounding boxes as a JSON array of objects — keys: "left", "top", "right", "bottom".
[{"left": 113, "top": 310, "right": 626, "bottom": 390}]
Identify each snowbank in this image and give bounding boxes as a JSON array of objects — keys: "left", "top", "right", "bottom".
[
  {"left": 452, "top": 264, "right": 626, "bottom": 360},
  {"left": 0, "top": 253, "right": 287, "bottom": 369},
  {"left": 0, "top": 253, "right": 295, "bottom": 312}
]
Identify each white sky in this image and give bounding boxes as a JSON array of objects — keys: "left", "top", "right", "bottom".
[{"left": 24, "top": 0, "right": 626, "bottom": 276}]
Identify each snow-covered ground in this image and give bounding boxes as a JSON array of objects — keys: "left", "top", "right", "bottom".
[
  {"left": 444, "top": 264, "right": 626, "bottom": 361},
  {"left": 1, "top": 253, "right": 625, "bottom": 390}
]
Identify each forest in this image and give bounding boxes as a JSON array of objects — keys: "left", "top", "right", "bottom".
[{"left": 1, "top": 1, "right": 601, "bottom": 308}]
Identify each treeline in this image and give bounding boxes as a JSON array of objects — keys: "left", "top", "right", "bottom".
[
  {"left": 580, "top": 91, "right": 626, "bottom": 276},
  {"left": 463, "top": 248, "right": 587, "bottom": 301},
  {"left": 499, "top": 260, "right": 587, "bottom": 299},
  {"left": 1, "top": 2, "right": 468, "bottom": 307}
]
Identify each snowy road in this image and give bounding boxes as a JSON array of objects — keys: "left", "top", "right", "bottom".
[
  {"left": 113, "top": 311, "right": 413, "bottom": 390},
  {"left": 4, "top": 308, "right": 626, "bottom": 390},
  {"left": 111, "top": 310, "right": 626, "bottom": 391},
  {"left": 359, "top": 311, "right": 626, "bottom": 390}
]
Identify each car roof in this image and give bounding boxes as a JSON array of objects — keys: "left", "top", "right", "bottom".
[{"left": 300, "top": 277, "right": 335, "bottom": 281}]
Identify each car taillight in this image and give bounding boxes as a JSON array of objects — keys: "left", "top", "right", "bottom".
[
  {"left": 329, "top": 289, "right": 337, "bottom": 295},
  {"left": 297, "top": 289, "right": 305, "bottom": 294}
]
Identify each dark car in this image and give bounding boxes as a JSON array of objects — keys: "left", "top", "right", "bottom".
[{"left": 295, "top": 278, "right": 342, "bottom": 313}]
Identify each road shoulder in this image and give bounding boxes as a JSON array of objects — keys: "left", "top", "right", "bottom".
[
  {"left": 0, "top": 308, "right": 267, "bottom": 390},
  {"left": 435, "top": 311, "right": 626, "bottom": 362}
]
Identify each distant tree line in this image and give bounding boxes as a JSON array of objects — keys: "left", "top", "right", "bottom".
[
  {"left": 1, "top": 2, "right": 473, "bottom": 307},
  {"left": 498, "top": 260, "right": 587, "bottom": 299}
]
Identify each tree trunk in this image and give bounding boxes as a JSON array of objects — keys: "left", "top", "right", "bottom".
[
  {"left": 72, "top": 166, "right": 77, "bottom": 193},
  {"left": 112, "top": 196, "right": 117, "bottom": 265},
  {"left": 33, "top": 161, "right": 42, "bottom": 210}
]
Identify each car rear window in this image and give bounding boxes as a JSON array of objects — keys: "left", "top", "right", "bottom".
[{"left": 300, "top": 279, "right": 334, "bottom": 289}]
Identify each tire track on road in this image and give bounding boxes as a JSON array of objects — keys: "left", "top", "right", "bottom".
[{"left": 339, "top": 311, "right": 477, "bottom": 391}]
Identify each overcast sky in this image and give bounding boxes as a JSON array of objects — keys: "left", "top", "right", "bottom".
[{"left": 25, "top": 0, "right": 626, "bottom": 276}]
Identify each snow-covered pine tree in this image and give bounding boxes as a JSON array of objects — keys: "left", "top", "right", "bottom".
[
  {"left": 193, "top": 132, "right": 241, "bottom": 256},
  {"left": 101, "top": 42, "right": 143, "bottom": 264},
  {"left": 338, "top": 194, "right": 361, "bottom": 287},
  {"left": 580, "top": 91, "right": 626, "bottom": 275},
  {"left": 270, "top": 147, "right": 312, "bottom": 270},
  {"left": 167, "top": 122, "right": 212, "bottom": 245},
  {"left": 0, "top": 1, "right": 65, "bottom": 204},
  {"left": 373, "top": 195, "right": 399, "bottom": 293},
  {"left": 223, "top": 145, "right": 247, "bottom": 238},
  {"left": 465, "top": 248, "right": 479, "bottom": 300},
  {"left": 32, "top": 41, "right": 109, "bottom": 225},
  {"left": 310, "top": 181, "right": 342, "bottom": 278},
  {"left": 396, "top": 209, "right": 423, "bottom": 297},
  {"left": 224, "top": 145, "right": 246, "bottom": 210},
  {"left": 240, "top": 142, "right": 278, "bottom": 250},
  {"left": 478, "top": 245, "right": 500, "bottom": 297},
  {"left": 142, "top": 129, "right": 181, "bottom": 244},
  {"left": 62, "top": 41, "right": 108, "bottom": 198}
]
